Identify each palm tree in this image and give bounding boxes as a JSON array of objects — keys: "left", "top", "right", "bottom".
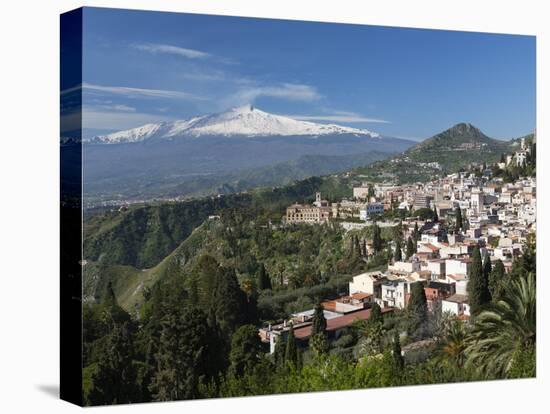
[
  {"left": 465, "top": 273, "right": 536, "bottom": 378},
  {"left": 441, "top": 320, "right": 467, "bottom": 368}
]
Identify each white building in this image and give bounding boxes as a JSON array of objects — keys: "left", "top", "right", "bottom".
[
  {"left": 440, "top": 244, "right": 470, "bottom": 259},
  {"left": 377, "top": 280, "right": 409, "bottom": 309},
  {"left": 442, "top": 294, "right": 470, "bottom": 318},
  {"left": 422, "top": 259, "right": 446, "bottom": 278},
  {"left": 388, "top": 259, "right": 421, "bottom": 274},
  {"left": 349, "top": 271, "right": 386, "bottom": 296},
  {"left": 445, "top": 258, "right": 472, "bottom": 277}
]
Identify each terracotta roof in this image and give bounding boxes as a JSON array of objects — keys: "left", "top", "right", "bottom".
[
  {"left": 423, "top": 243, "right": 440, "bottom": 251},
  {"left": 351, "top": 292, "right": 372, "bottom": 300},
  {"left": 294, "top": 308, "right": 393, "bottom": 340},
  {"left": 321, "top": 301, "right": 337, "bottom": 312}
]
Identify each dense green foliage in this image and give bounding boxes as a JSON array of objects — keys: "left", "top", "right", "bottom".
[
  {"left": 466, "top": 273, "right": 536, "bottom": 378},
  {"left": 84, "top": 195, "right": 253, "bottom": 268},
  {"left": 82, "top": 227, "right": 536, "bottom": 406}
]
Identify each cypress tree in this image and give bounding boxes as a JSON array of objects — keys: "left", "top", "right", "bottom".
[
  {"left": 406, "top": 237, "right": 415, "bottom": 260},
  {"left": 413, "top": 222, "right": 420, "bottom": 241},
  {"left": 257, "top": 263, "right": 272, "bottom": 291},
  {"left": 368, "top": 302, "right": 383, "bottom": 326},
  {"left": 372, "top": 224, "right": 382, "bottom": 253},
  {"left": 407, "top": 282, "right": 427, "bottom": 336},
  {"left": 488, "top": 259, "right": 506, "bottom": 301},
  {"left": 273, "top": 335, "right": 286, "bottom": 369},
  {"left": 362, "top": 239, "right": 367, "bottom": 257},
  {"left": 392, "top": 331, "right": 404, "bottom": 373},
  {"left": 483, "top": 254, "right": 492, "bottom": 285},
  {"left": 284, "top": 324, "right": 298, "bottom": 369},
  {"left": 433, "top": 206, "right": 439, "bottom": 222},
  {"left": 311, "top": 302, "right": 327, "bottom": 337},
  {"left": 408, "top": 282, "right": 427, "bottom": 320},
  {"left": 309, "top": 332, "right": 329, "bottom": 356},
  {"left": 467, "top": 246, "right": 491, "bottom": 315},
  {"left": 394, "top": 239, "right": 402, "bottom": 261},
  {"left": 310, "top": 301, "right": 329, "bottom": 357}
]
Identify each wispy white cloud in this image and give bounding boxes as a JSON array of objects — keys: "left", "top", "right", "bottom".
[
  {"left": 179, "top": 71, "right": 226, "bottom": 82},
  {"left": 93, "top": 103, "right": 136, "bottom": 112},
  {"left": 132, "top": 43, "right": 210, "bottom": 59},
  {"left": 132, "top": 42, "right": 238, "bottom": 65},
  {"left": 288, "top": 113, "right": 390, "bottom": 124},
  {"left": 228, "top": 83, "right": 322, "bottom": 106},
  {"left": 62, "top": 82, "right": 205, "bottom": 101}
]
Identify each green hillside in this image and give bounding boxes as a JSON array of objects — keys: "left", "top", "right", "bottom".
[
  {"left": 83, "top": 195, "right": 253, "bottom": 269},
  {"left": 353, "top": 123, "right": 515, "bottom": 183},
  {"left": 406, "top": 122, "right": 510, "bottom": 164},
  {"left": 83, "top": 175, "right": 352, "bottom": 269},
  {"left": 84, "top": 221, "right": 212, "bottom": 312}
]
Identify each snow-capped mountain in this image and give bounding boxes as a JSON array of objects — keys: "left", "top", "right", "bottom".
[{"left": 88, "top": 105, "right": 381, "bottom": 144}]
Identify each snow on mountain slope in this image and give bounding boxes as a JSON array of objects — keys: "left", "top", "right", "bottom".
[
  {"left": 89, "top": 105, "right": 381, "bottom": 144},
  {"left": 90, "top": 123, "right": 163, "bottom": 144}
]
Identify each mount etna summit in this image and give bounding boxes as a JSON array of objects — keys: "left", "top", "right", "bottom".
[
  {"left": 87, "top": 105, "right": 382, "bottom": 143},
  {"left": 80, "top": 106, "right": 413, "bottom": 204}
]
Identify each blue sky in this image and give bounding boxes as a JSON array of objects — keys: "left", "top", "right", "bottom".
[{"left": 73, "top": 7, "right": 535, "bottom": 140}]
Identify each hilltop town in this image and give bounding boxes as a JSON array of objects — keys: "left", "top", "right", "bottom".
[{"left": 263, "top": 137, "right": 536, "bottom": 353}]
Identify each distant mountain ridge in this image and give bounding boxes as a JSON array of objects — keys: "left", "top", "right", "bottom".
[
  {"left": 87, "top": 105, "right": 381, "bottom": 144},
  {"left": 407, "top": 122, "right": 505, "bottom": 155},
  {"left": 78, "top": 106, "right": 412, "bottom": 204},
  {"left": 352, "top": 122, "right": 518, "bottom": 183}
]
